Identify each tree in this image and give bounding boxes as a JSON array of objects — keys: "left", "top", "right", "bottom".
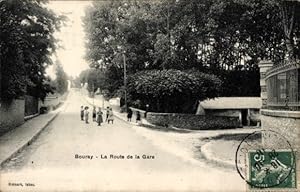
[
  {"left": 54, "top": 61, "right": 68, "bottom": 94},
  {"left": 0, "top": 0, "right": 64, "bottom": 100},
  {"left": 76, "top": 68, "right": 118, "bottom": 98},
  {"left": 279, "top": 0, "right": 300, "bottom": 61},
  {"left": 84, "top": 0, "right": 300, "bottom": 103}
]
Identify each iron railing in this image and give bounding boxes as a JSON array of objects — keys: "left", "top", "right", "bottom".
[{"left": 265, "top": 61, "right": 300, "bottom": 110}]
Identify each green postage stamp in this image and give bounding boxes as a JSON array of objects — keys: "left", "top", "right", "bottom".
[
  {"left": 247, "top": 149, "right": 297, "bottom": 190},
  {"left": 235, "top": 130, "right": 298, "bottom": 191}
]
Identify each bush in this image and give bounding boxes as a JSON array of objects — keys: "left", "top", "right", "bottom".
[{"left": 127, "top": 69, "right": 222, "bottom": 113}]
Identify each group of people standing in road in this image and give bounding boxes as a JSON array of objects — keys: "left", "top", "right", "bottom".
[
  {"left": 126, "top": 108, "right": 141, "bottom": 123},
  {"left": 81, "top": 105, "right": 142, "bottom": 126},
  {"left": 80, "top": 106, "right": 114, "bottom": 126}
]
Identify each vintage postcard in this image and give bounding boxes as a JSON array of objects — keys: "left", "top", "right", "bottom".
[{"left": 0, "top": 0, "right": 299, "bottom": 191}]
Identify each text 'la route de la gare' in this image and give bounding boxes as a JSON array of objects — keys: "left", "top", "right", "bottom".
[{"left": 75, "top": 154, "right": 155, "bottom": 160}]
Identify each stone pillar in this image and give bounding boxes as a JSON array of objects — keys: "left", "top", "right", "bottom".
[
  {"left": 258, "top": 60, "right": 273, "bottom": 108},
  {"left": 259, "top": 60, "right": 300, "bottom": 189}
]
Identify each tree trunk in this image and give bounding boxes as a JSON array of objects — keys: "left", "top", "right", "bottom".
[
  {"left": 280, "top": 1, "right": 296, "bottom": 61},
  {"left": 286, "top": 37, "right": 295, "bottom": 62}
]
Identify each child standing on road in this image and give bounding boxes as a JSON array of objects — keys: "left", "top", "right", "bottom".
[
  {"left": 84, "top": 106, "right": 89, "bottom": 124},
  {"left": 92, "top": 107, "right": 96, "bottom": 122},
  {"left": 107, "top": 108, "right": 114, "bottom": 124},
  {"left": 105, "top": 107, "right": 110, "bottom": 122},
  {"left": 136, "top": 111, "right": 141, "bottom": 124},
  {"left": 80, "top": 106, "right": 84, "bottom": 121},
  {"left": 127, "top": 108, "right": 133, "bottom": 122},
  {"left": 97, "top": 107, "right": 103, "bottom": 126}
]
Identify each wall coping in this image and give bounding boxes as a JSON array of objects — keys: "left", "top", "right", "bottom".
[
  {"left": 147, "top": 112, "right": 196, "bottom": 116},
  {"left": 265, "top": 61, "right": 299, "bottom": 79},
  {"left": 24, "top": 113, "right": 39, "bottom": 121},
  {"left": 261, "top": 109, "right": 300, "bottom": 119},
  {"left": 129, "top": 107, "right": 146, "bottom": 113},
  {"left": 258, "top": 60, "right": 274, "bottom": 68}
]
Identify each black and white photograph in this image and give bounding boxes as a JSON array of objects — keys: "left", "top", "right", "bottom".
[{"left": 0, "top": 0, "right": 299, "bottom": 191}]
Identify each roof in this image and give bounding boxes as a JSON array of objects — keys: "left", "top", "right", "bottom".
[{"left": 200, "top": 97, "right": 262, "bottom": 109}]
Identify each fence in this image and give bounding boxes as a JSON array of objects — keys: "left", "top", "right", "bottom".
[{"left": 266, "top": 62, "right": 300, "bottom": 110}]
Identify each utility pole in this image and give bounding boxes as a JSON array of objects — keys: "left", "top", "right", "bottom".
[
  {"left": 101, "top": 89, "right": 104, "bottom": 109},
  {"left": 92, "top": 82, "right": 94, "bottom": 106},
  {"left": 98, "top": 50, "right": 127, "bottom": 110},
  {"left": 123, "top": 52, "right": 127, "bottom": 112}
]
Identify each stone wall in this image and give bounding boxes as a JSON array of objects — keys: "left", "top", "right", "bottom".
[
  {"left": 40, "top": 96, "right": 60, "bottom": 110},
  {"left": 261, "top": 109, "right": 300, "bottom": 188},
  {"left": 40, "top": 92, "right": 68, "bottom": 112},
  {"left": 129, "top": 107, "right": 147, "bottom": 117},
  {"left": 25, "top": 95, "right": 39, "bottom": 116},
  {"left": 261, "top": 110, "right": 300, "bottom": 150},
  {"left": 0, "top": 99, "right": 25, "bottom": 136},
  {"left": 146, "top": 112, "right": 241, "bottom": 130}
]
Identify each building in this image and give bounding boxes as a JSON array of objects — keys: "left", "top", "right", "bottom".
[{"left": 198, "top": 97, "right": 262, "bottom": 126}]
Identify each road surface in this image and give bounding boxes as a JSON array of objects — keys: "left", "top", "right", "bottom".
[{"left": 0, "top": 90, "right": 246, "bottom": 191}]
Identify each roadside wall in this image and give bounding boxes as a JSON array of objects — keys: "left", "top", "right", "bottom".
[
  {"left": 129, "top": 107, "right": 147, "bottom": 117},
  {"left": 261, "top": 110, "right": 300, "bottom": 154},
  {"left": 25, "top": 95, "right": 39, "bottom": 116},
  {"left": 0, "top": 99, "right": 25, "bottom": 136},
  {"left": 146, "top": 112, "right": 241, "bottom": 130},
  {"left": 40, "top": 92, "right": 68, "bottom": 112},
  {"left": 40, "top": 96, "right": 60, "bottom": 110},
  {"left": 260, "top": 110, "right": 300, "bottom": 189}
]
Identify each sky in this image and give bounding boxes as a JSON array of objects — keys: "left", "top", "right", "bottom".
[{"left": 46, "top": 0, "right": 92, "bottom": 78}]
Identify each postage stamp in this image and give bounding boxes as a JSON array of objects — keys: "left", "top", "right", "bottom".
[
  {"left": 247, "top": 149, "right": 296, "bottom": 189},
  {"left": 235, "top": 130, "right": 297, "bottom": 191}
]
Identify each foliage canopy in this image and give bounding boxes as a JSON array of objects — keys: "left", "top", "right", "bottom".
[
  {"left": 0, "top": 0, "right": 64, "bottom": 100},
  {"left": 82, "top": 0, "right": 300, "bottom": 112}
]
